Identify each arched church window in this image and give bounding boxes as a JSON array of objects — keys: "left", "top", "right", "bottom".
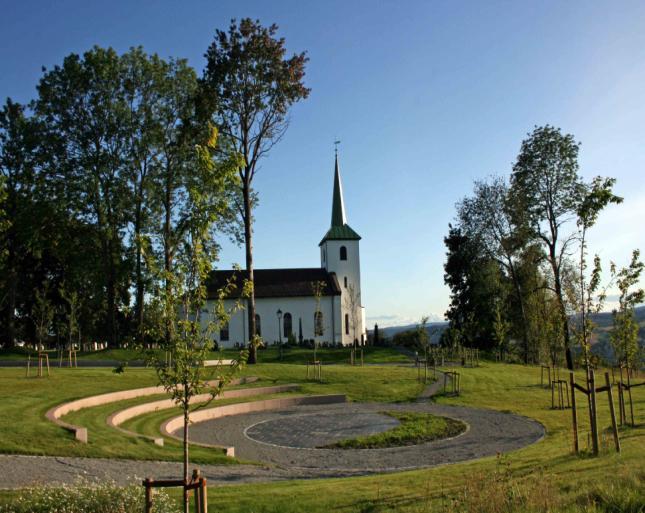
[
  {"left": 283, "top": 313, "right": 293, "bottom": 338},
  {"left": 314, "top": 311, "right": 323, "bottom": 336},
  {"left": 255, "top": 314, "right": 261, "bottom": 337},
  {"left": 340, "top": 246, "right": 347, "bottom": 261},
  {"left": 345, "top": 313, "right": 349, "bottom": 335},
  {"left": 220, "top": 322, "right": 229, "bottom": 342},
  {"left": 344, "top": 276, "right": 347, "bottom": 288}
]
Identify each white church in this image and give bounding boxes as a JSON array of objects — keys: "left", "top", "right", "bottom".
[{"left": 205, "top": 155, "right": 366, "bottom": 348}]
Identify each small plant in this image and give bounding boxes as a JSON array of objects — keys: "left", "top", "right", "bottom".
[{"left": 0, "top": 480, "right": 178, "bottom": 513}]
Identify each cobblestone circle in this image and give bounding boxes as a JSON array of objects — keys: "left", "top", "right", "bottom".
[{"left": 245, "top": 411, "right": 401, "bottom": 448}]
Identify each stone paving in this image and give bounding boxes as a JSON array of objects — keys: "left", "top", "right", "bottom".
[{"left": 245, "top": 411, "right": 401, "bottom": 448}]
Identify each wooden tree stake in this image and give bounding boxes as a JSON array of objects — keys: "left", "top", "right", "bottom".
[
  {"left": 570, "top": 372, "right": 579, "bottom": 454},
  {"left": 604, "top": 372, "right": 620, "bottom": 453},
  {"left": 590, "top": 370, "right": 599, "bottom": 456}
]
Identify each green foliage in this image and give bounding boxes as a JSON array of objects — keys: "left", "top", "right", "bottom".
[
  {"left": 32, "top": 285, "right": 54, "bottom": 350},
  {"left": 0, "top": 480, "right": 178, "bottom": 513},
  {"left": 443, "top": 225, "right": 503, "bottom": 349},
  {"left": 492, "top": 302, "right": 510, "bottom": 357},
  {"left": 510, "top": 125, "right": 591, "bottom": 352},
  {"left": 202, "top": 18, "right": 310, "bottom": 362},
  {"left": 610, "top": 250, "right": 645, "bottom": 368},
  {"left": 140, "top": 126, "right": 246, "bottom": 502},
  {"left": 323, "top": 411, "right": 465, "bottom": 449}
]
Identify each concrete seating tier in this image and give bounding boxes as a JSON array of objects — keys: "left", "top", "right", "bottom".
[
  {"left": 160, "top": 394, "right": 347, "bottom": 456},
  {"left": 45, "top": 377, "right": 259, "bottom": 443},
  {"left": 106, "top": 384, "right": 301, "bottom": 450}
]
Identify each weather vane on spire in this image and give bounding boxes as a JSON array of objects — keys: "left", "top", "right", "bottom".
[{"left": 334, "top": 139, "right": 341, "bottom": 157}]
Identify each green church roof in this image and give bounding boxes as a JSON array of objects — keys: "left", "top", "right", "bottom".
[
  {"left": 319, "top": 154, "right": 361, "bottom": 246},
  {"left": 319, "top": 224, "right": 362, "bottom": 245}
]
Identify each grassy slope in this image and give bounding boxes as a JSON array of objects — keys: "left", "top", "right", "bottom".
[
  {"left": 202, "top": 364, "right": 645, "bottom": 513},
  {"left": 0, "top": 361, "right": 643, "bottom": 512},
  {"left": 0, "top": 346, "right": 410, "bottom": 364},
  {"left": 0, "top": 362, "right": 422, "bottom": 462}
]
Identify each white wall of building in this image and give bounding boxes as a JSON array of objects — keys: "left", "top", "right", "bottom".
[
  {"left": 321, "top": 239, "right": 365, "bottom": 345},
  {"left": 205, "top": 294, "right": 342, "bottom": 348}
]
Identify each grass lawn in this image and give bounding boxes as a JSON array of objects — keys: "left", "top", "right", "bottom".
[
  {"left": 0, "top": 360, "right": 643, "bottom": 512},
  {"left": 324, "top": 411, "right": 466, "bottom": 449},
  {"left": 189, "top": 364, "right": 645, "bottom": 512},
  {"left": 0, "top": 345, "right": 410, "bottom": 365},
  {"left": 0, "top": 361, "right": 423, "bottom": 462}
]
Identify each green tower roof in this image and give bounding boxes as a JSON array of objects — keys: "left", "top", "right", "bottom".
[{"left": 319, "top": 154, "right": 361, "bottom": 246}]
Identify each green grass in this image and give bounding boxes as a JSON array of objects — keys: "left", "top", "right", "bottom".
[
  {"left": 324, "top": 411, "right": 466, "bottom": 449},
  {"left": 0, "top": 345, "right": 410, "bottom": 364},
  {"left": 0, "top": 358, "right": 422, "bottom": 463},
  {"left": 0, "top": 360, "right": 643, "bottom": 513}
]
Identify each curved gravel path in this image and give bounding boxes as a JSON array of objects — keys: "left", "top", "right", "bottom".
[
  {"left": 0, "top": 373, "right": 545, "bottom": 489},
  {"left": 185, "top": 401, "right": 543, "bottom": 473}
]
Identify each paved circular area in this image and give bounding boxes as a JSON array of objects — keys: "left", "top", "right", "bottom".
[
  {"left": 186, "top": 402, "right": 544, "bottom": 473},
  {"left": 245, "top": 412, "right": 400, "bottom": 448}
]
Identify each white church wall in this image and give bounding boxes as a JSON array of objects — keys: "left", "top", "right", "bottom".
[
  {"left": 206, "top": 294, "right": 343, "bottom": 348},
  {"left": 321, "top": 239, "right": 365, "bottom": 345}
]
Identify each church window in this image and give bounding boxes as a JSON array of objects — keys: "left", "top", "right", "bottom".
[
  {"left": 283, "top": 313, "right": 293, "bottom": 338},
  {"left": 340, "top": 246, "right": 347, "bottom": 261},
  {"left": 220, "top": 322, "right": 229, "bottom": 341},
  {"left": 345, "top": 313, "right": 349, "bottom": 335},
  {"left": 314, "top": 312, "right": 323, "bottom": 336},
  {"left": 255, "top": 314, "right": 261, "bottom": 337},
  {"left": 344, "top": 276, "right": 347, "bottom": 288}
]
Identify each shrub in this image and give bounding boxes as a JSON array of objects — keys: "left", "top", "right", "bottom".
[{"left": 0, "top": 480, "right": 178, "bottom": 513}]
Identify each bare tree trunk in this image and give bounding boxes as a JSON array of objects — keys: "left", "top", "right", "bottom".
[
  {"left": 548, "top": 243, "right": 571, "bottom": 366},
  {"left": 508, "top": 263, "right": 530, "bottom": 364},
  {"left": 243, "top": 180, "right": 257, "bottom": 364},
  {"left": 104, "top": 237, "right": 118, "bottom": 348},
  {"left": 134, "top": 197, "right": 145, "bottom": 342},
  {"left": 183, "top": 388, "right": 189, "bottom": 513},
  {"left": 164, "top": 171, "right": 172, "bottom": 347},
  {"left": 4, "top": 254, "right": 17, "bottom": 349}
]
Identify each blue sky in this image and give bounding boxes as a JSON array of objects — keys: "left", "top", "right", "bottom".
[{"left": 2, "top": 1, "right": 644, "bottom": 327}]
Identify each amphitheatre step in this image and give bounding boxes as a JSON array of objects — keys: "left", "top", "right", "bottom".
[
  {"left": 45, "top": 376, "right": 259, "bottom": 443},
  {"left": 106, "top": 383, "right": 302, "bottom": 451},
  {"left": 161, "top": 394, "right": 348, "bottom": 454}
]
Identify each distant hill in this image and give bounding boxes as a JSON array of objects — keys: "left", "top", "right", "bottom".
[
  {"left": 587, "top": 305, "right": 645, "bottom": 362},
  {"left": 369, "top": 322, "right": 448, "bottom": 344},
  {"left": 368, "top": 306, "right": 644, "bottom": 361}
]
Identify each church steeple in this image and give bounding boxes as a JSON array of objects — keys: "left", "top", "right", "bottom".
[
  {"left": 319, "top": 153, "right": 361, "bottom": 246},
  {"left": 331, "top": 154, "right": 347, "bottom": 227}
]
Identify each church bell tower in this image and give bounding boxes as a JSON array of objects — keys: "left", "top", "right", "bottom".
[{"left": 320, "top": 153, "right": 365, "bottom": 345}]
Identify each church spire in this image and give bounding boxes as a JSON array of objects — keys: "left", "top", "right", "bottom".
[
  {"left": 331, "top": 153, "right": 347, "bottom": 227},
  {"left": 319, "top": 149, "right": 361, "bottom": 246}
]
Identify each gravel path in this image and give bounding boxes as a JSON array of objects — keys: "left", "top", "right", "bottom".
[
  {"left": 186, "top": 402, "right": 543, "bottom": 473},
  {"left": 0, "top": 372, "right": 545, "bottom": 489}
]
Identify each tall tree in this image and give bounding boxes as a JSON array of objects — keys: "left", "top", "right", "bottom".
[
  {"left": 457, "top": 176, "right": 533, "bottom": 361},
  {"left": 143, "top": 125, "right": 244, "bottom": 513},
  {"left": 443, "top": 225, "right": 503, "bottom": 349},
  {"left": 121, "top": 48, "right": 164, "bottom": 340},
  {"left": 202, "top": 18, "right": 310, "bottom": 363},
  {"left": 0, "top": 99, "right": 40, "bottom": 348},
  {"left": 574, "top": 177, "right": 622, "bottom": 362},
  {"left": 36, "top": 47, "right": 132, "bottom": 347},
  {"left": 510, "top": 126, "right": 591, "bottom": 364}
]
